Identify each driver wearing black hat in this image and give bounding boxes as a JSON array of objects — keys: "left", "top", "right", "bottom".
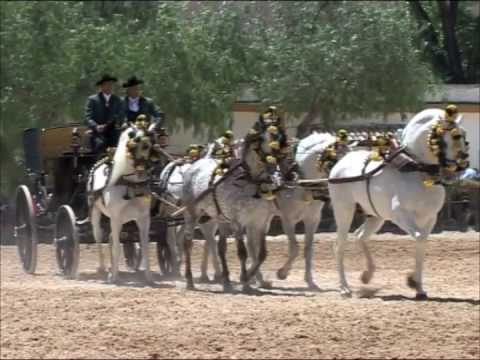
[
  {"left": 121, "top": 75, "right": 164, "bottom": 128},
  {"left": 85, "top": 74, "right": 123, "bottom": 154}
]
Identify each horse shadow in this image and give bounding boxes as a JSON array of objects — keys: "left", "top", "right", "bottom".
[
  {"left": 192, "top": 282, "right": 339, "bottom": 297},
  {"left": 75, "top": 271, "right": 177, "bottom": 289},
  {"left": 375, "top": 294, "right": 479, "bottom": 305}
]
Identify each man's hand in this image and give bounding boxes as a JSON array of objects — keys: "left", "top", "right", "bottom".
[{"left": 96, "top": 124, "right": 106, "bottom": 133}]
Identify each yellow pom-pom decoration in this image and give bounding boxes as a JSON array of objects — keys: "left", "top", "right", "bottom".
[
  {"left": 266, "top": 155, "right": 277, "bottom": 164},
  {"left": 369, "top": 151, "right": 382, "bottom": 161},
  {"left": 269, "top": 141, "right": 280, "bottom": 150},
  {"left": 262, "top": 191, "right": 276, "bottom": 201},
  {"left": 423, "top": 179, "right": 435, "bottom": 187},
  {"left": 267, "top": 125, "right": 279, "bottom": 134},
  {"left": 446, "top": 163, "right": 457, "bottom": 172},
  {"left": 435, "top": 127, "right": 445, "bottom": 136},
  {"left": 450, "top": 127, "right": 460, "bottom": 137}
]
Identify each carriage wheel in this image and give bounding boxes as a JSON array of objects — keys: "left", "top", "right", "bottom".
[
  {"left": 123, "top": 241, "right": 141, "bottom": 271},
  {"left": 55, "top": 205, "right": 79, "bottom": 279},
  {"left": 15, "top": 185, "right": 38, "bottom": 274}
]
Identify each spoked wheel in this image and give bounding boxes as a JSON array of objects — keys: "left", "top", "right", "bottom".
[
  {"left": 14, "top": 185, "right": 38, "bottom": 274},
  {"left": 123, "top": 241, "right": 141, "bottom": 271},
  {"left": 55, "top": 205, "right": 79, "bottom": 279}
]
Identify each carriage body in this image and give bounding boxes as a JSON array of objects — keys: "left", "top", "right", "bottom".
[
  {"left": 15, "top": 124, "right": 175, "bottom": 278},
  {"left": 15, "top": 124, "right": 97, "bottom": 276}
]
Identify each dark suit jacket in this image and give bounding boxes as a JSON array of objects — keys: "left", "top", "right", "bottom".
[
  {"left": 85, "top": 92, "right": 123, "bottom": 129},
  {"left": 122, "top": 96, "right": 164, "bottom": 127}
]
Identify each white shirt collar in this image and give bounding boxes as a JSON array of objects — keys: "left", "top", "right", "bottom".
[
  {"left": 128, "top": 96, "right": 140, "bottom": 112},
  {"left": 102, "top": 92, "right": 112, "bottom": 102}
]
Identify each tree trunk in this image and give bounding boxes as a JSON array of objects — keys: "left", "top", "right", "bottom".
[
  {"left": 407, "top": 0, "right": 450, "bottom": 77},
  {"left": 296, "top": 99, "right": 322, "bottom": 138},
  {"left": 437, "top": 0, "right": 465, "bottom": 83}
]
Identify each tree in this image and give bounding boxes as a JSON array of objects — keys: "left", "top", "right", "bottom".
[
  {"left": 408, "top": 0, "right": 479, "bottom": 83},
  {"left": 248, "top": 1, "right": 436, "bottom": 137}
]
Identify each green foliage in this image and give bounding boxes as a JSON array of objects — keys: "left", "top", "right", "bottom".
[
  {"left": 249, "top": 1, "right": 436, "bottom": 131},
  {"left": 4, "top": 0, "right": 470, "bottom": 192}
]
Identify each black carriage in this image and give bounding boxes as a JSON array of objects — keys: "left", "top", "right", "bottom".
[{"left": 14, "top": 124, "right": 174, "bottom": 279}]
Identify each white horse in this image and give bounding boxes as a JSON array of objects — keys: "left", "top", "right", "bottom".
[
  {"left": 182, "top": 129, "right": 283, "bottom": 291},
  {"left": 88, "top": 122, "right": 163, "bottom": 284},
  {"left": 328, "top": 108, "right": 469, "bottom": 298},
  {"left": 270, "top": 132, "right": 343, "bottom": 288},
  {"left": 156, "top": 158, "right": 224, "bottom": 282}
]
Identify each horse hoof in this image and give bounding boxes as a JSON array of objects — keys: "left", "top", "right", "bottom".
[
  {"left": 107, "top": 273, "right": 118, "bottom": 285},
  {"left": 340, "top": 287, "right": 352, "bottom": 298},
  {"left": 406, "top": 272, "right": 417, "bottom": 289},
  {"left": 213, "top": 273, "right": 223, "bottom": 283},
  {"left": 186, "top": 280, "right": 195, "bottom": 290},
  {"left": 198, "top": 275, "right": 210, "bottom": 283},
  {"left": 240, "top": 273, "right": 248, "bottom": 283},
  {"left": 223, "top": 282, "right": 233, "bottom": 293},
  {"left": 242, "top": 284, "right": 254, "bottom": 294},
  {"left": 259, "top": 280, "right": 272, "bottom": 289},
  {"left": 307, "top": 281, "right": 319, "bottom": 290},
  {"left": 360, "top": 271, "right": 373, "bottom": 284},
  {"left": 97, "top": 267, "right": 107, "bottom": 275},
  {"left": 277, "top": 269, "right": 288, "bottom": 280},
  {"left": 415, "top": 292, "right": 428, "bottom": 300}
]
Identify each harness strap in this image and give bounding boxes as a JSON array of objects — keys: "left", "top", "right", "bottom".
[
  {"left": 206, "top": 162, "right": 243, "bottom": 222},
  {"left": 362, "top": 158, "right": 380, "bottom": 217},
  {"left": 328, "top": 146, "right": 441, "bottom": 184}
]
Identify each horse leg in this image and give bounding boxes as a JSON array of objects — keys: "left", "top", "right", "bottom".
[
  {"left": 245, "top": 225, "right": 268, "bottom": 285},
  {"left": 234, "top": 226, "right": 249, "bottom": 289},
  {"left": 173, "top": 225, "right": 184, "bottom": 275},
  {"left": 331, "top": 196, "right": 356, "bottom": 297},
  {"left": 393, "top": 210, "right": 435, "bottom": 299},
  {"left": 247, "top": 232, "right": 272, "bottom": 289},
  {"left": 108, "top": 219, "right": 122, "bottom": 284},
  {"left": 276, "top": 217, "right": 299, "bottom": 281},
  {"left": 183, "top": 211, "right": 195, "bottom": 290},
  {"left": 91, "top": 206, "right": 106, "bottom": 274},
  {"left": 165, "top": 224, "right": 180, "bottom": 277},
  {"left": 304, "top": 216, "right": 321, "bottom": 289},
  {"left": 217, "top": 228, "right": 232, "bottom": 292},
  {"left": 136, "top": 216, "right": 153, "bottom": 284},
  {"left": 354, "top": 216, "right": 384, "bottom": 284},
  {"left": 198, "top": 222, "right": 217, "bottom": 282},
  {"left": 213, "top": 224, "right": 228, "bottom": 282}
]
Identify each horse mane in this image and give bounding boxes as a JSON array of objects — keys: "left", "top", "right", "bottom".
[
  {"left": 109, "top": 126, "right": 134, "bottom": 186},
  {"left": 296, "top": 132, "right": 336, "bottom": 162},
  {"left": 401, "top": 108, "right": 444, "bottom": 144}
]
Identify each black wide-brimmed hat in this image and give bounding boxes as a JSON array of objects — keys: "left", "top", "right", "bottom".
[
  {"left": 96, "top": 74, "right": 118, "bottom": 86},
  {"left": 122, "top": 76, "right": 144, "bottom": 88}
]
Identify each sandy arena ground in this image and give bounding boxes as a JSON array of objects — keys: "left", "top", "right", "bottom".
[{"left": 1, "top": 231, "right": 479, "bottom": 359}]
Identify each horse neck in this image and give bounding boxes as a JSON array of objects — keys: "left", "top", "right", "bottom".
[
  {"left": 296, "top": 141, "right": 334, "bottom": 179},
  {"left": 402, "top": 120, "right": 438, "bottom": 165},
  {"left": 240, "top": 141, "right": 264, "bottom": 178},
  {"left": 108, "top": 136, "right": 138, "bottom": 186}
]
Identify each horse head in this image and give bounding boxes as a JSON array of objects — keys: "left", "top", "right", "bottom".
[
  {"left": 402, "top": 105, "right": 470, "bottom": 184},
  {"left": 110, "top": 115, "right": 167, "bottom": 184}
]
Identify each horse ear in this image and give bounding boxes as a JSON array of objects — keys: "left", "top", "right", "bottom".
[{"left": 455, "top": 115, "right": 463, "bottom": 126}]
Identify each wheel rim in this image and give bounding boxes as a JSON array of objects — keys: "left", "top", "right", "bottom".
[
  {"left": 15, "top": 185, "right": 37, "bottom": 273},
  {"left": 55, "top": 205, "right": 79, "bottom": 278}
]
